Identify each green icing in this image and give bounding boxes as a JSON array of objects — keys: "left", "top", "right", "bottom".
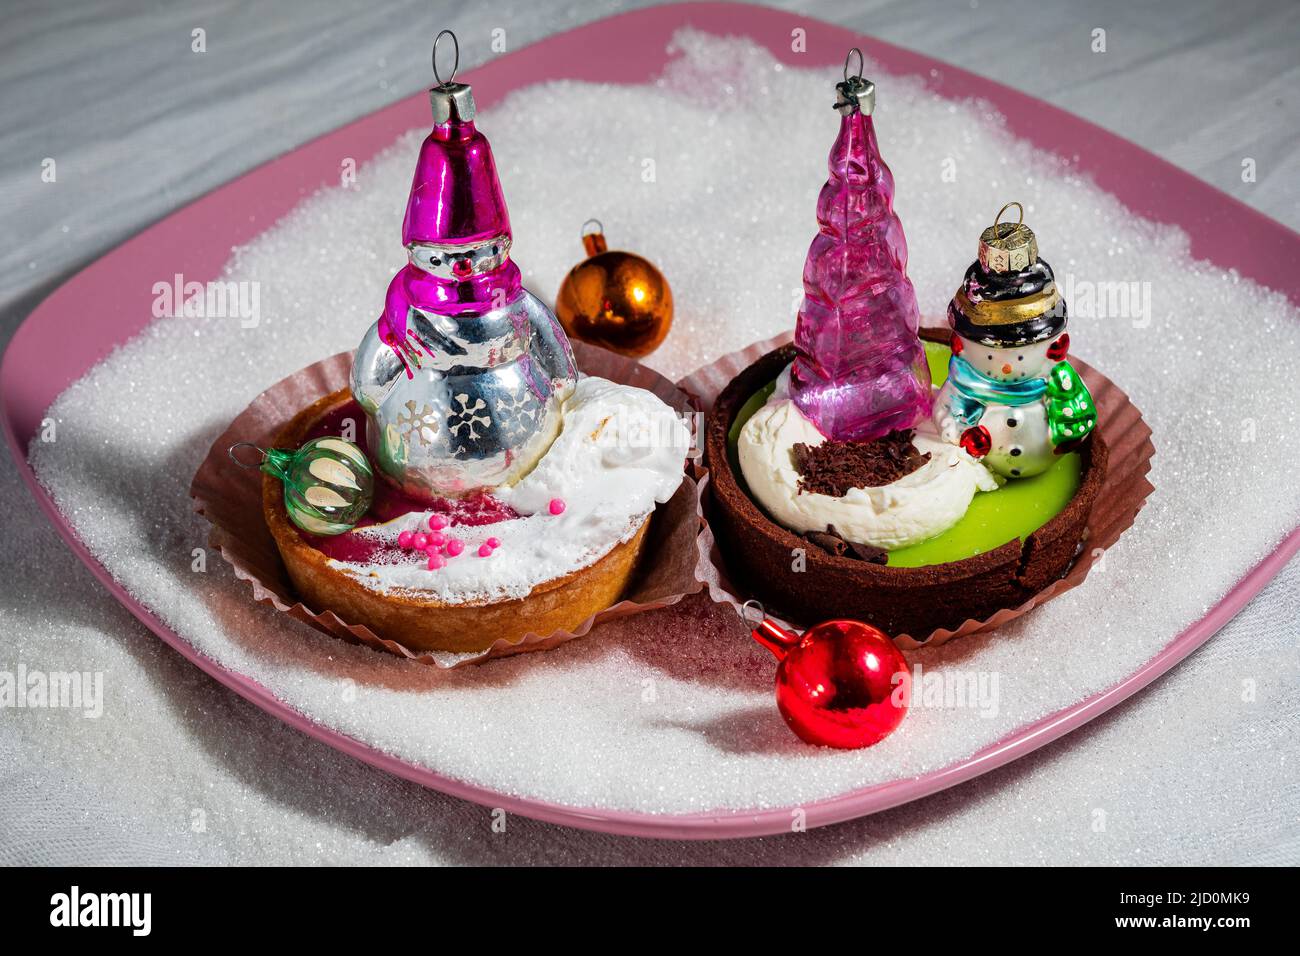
[
  {"left": 725, "top": 339, "right": 1082, "bottom": 568},
  {"left": 728, "top": 379, "right": 778, "bottom": 449},
  {"left": 887, "top": 451, "right": 1080, "bottom": 567},
  {"left": 924, "top": 338, "right": 950, "bottom": 387}
]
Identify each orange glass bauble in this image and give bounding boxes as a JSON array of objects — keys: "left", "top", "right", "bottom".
[{"left": 554, "top": 222, "right": 673, "bottom": 357}]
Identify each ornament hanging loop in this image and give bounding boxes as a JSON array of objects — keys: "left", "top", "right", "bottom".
[
  {"left": 580, "top": 218, "right": 607, "bottom": 256},
  {"left": 432, "top": 29, "right": 460, "bottom": 87},
  {"left": 227, "top": 441, "right": 267, "bottom": 469},
  {"left": 843, "top": 47, "right": 863, "bottom": 83},
  {"left": 739, "top": 598, "right": 765, "bottom": 629},
  {"left": 739, "top": 599, "right": 798, "bottom": 659},
  {"left": 992, "top": 200, "right": 1024, "bottom": 237},
  {"left": 428, "top": 29, "right": 475, "bottom": 123}
]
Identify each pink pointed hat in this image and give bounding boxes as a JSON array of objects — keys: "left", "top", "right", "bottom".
[{"left": 401, "top": 35, "right": 511, "bottom": 248}]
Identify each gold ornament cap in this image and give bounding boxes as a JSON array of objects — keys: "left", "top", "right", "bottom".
[
  {"left": 580, "top": 218, "right": 608, "bottom": 256},
  {"left": 978, "top": 202, "right": 1039, "bottom": 273}
]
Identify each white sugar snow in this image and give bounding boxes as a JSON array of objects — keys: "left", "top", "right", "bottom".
[{"left": 24, "top": 31, "right": 1300, "bottom": 821}]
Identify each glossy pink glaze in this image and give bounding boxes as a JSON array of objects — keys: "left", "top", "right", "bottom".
[
  {"left": 5, "top": 3, "right": 1300, "bottom": 839},
  {"left": 381, "top": 108, "right": 523, "bottom": 373},
  {"left": 403, "top": 119, "right": 511, "bottom": 247}
]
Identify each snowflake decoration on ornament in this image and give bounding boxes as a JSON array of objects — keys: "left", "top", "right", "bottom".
[
  {"left": 449, "top": 393, "right": 491, "bottom": 441},
  {"left": 493, "top": 386, "right": 542, "bottom": 443},
  {"left": 396, "top": 399, "right": 439, "bottom": 446}
]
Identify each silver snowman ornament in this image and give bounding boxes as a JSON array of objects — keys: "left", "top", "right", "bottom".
[{"left": 351, "top": 35, "right": 576, "bottom": 501}]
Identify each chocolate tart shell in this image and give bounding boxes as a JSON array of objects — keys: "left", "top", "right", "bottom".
[{"left": 704, "top": 337, "right": 1108, "bottom": 638}]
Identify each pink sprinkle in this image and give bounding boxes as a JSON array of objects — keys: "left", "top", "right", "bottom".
[
  {"left": 427, "top": 531, "right": 445, "bottom": 546},
  {"left": 548, "top": 497, "right": 566, "bottom": 516},
  {"left": 426, "top": 554, "right": 445, "bottom": 570},
  {"left": 445, "top": 539, "right": 465, "bottom": 557},
  {"left": 428, "top": 514, "right": 447, "bottom": 531},
  {"left": 412, "top": 533, "right": 429, "bottom": 550},
  {"left": 486, "top": 536, "right": 501, "bottom": 549},
  {"left": 477, "top": 543, "right": 494, "bottom": 558},
  {"left": 397, "top": 531, "right": 414, "bottom": 549}
]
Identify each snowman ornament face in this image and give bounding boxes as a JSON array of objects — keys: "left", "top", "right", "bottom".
[
  {"left": 953, "top": 336, "right": 1055, "bottom": 386},
  {"left": 934, "top": 332, "right": 1069, "bottom": 479}
]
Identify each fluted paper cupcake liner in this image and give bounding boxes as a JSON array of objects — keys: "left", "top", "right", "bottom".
[
  {"left": 190, "top": 342, "right": 704, "bottom": 668},
  {"left": 678, "top": 328, "right": 1155, "bottom": 650}
]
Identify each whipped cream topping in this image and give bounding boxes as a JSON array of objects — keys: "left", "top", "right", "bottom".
[
  {"left": 329, "top": 376, "right": 690, "bottom": 603},
  {"left": 738, "top": 372, "right": 997, "bottom": 551}
]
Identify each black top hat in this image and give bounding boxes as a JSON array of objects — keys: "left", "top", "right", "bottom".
[{"left": 948, "top": 202, "right": 1067, "bottom": 348}]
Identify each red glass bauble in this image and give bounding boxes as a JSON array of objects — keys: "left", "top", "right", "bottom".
[{"left": 752, "top": 617, "right": 909, "bottom": 749}]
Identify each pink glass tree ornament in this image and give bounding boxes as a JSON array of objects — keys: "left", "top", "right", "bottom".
[{"left": 788, "top": 52, "right": 931, "bottom": 442}]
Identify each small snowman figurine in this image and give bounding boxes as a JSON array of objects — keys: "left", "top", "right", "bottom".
[
  {"left": 933, "top": 203, "right": 1097, "bottom": 478},
  {"left": 351, "top": 33, "right": 576, "bottom": 501}
]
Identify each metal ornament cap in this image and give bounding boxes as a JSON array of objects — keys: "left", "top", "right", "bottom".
[
  {"left": 834, "top": 75, "right": 875, "bottom": 116},
  {"left": 428, "top": 28, "right": 475, "bottom": 124},
  {"left": 834, "top": 47, "right": 875, "bottom": 115},
  {"left": 979, "top": 201, "right": 1039, "bottom": 273},
  {"left": 430, "top": 81, "right": 476, "bottom": 125}
]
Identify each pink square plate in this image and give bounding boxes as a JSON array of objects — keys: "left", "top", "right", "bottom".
[{"left": 4, "top": 2, "right": 1298, "bottom": 839}]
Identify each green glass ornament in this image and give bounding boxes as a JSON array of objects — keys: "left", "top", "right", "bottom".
[{"left": 232, "top": 437, "right": 375, "bottom": 535}]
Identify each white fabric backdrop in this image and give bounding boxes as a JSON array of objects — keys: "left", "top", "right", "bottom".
[{"left": 1, "top": 0, "right": 1296, "bottom": 865}]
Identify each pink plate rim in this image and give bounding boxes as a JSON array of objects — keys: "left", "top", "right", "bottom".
[{"left": 4, "top": 2, "right": 1299, "bottom": 840}]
